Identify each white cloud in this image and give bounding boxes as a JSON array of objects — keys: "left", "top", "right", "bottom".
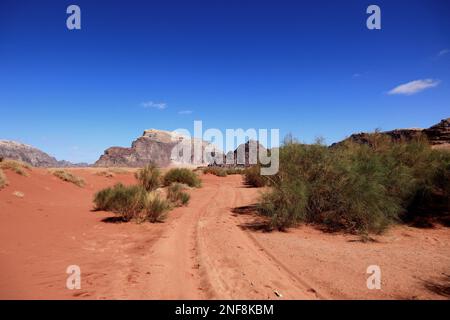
[
  {"left": 438, "top": 49, "right": 449, "bottom": 57},
  {"left": 352, "top": 73, "right": 361, "bottom": 78},
  {"left": 178, "top": 110, "right": 193, "bottom": 115},
  {"left": 141, "top": 101, "right": 167, "bottom": 110},
  {"left": 388, "top": 79, "right": 440, "bottom": 96}
]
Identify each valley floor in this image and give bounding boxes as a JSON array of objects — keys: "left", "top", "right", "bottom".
[{"left": 0, "top": 168, "right": 449, "bottom": 299}]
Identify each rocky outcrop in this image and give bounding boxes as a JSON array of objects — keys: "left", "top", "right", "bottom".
[
  {"left": 423, "top": 118, "right": 450, "bottom": 148},
  {"left": 94, "top": 129, "right": 223, "bottom": 167},
  {"left": 334, "top": 118, "right": 450, "bottom": 149},
  {"left": 0, "top": 140, "right": 88, "bottom": 167}
]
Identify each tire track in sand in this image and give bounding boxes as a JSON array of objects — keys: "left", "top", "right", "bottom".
[{"left": 195, "top": 176, "right": 322, "bottom": 300}]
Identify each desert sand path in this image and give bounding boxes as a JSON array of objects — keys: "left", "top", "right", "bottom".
[{"left": 130, "top": 175, "right": 322, "bottom": 300}]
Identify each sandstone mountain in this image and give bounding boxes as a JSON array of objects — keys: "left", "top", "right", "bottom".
[
  {"left": 221, "top": 140, "right": 268, "bottom": 166},
  {"left": 94, "top": 129, "right": 223, "bottom": 167},
  {"left": 0, "top": 140, "right": 88, "bottom": 167},
  {"left": 334, "top": 118, "right": 450, "bottom": 149}
]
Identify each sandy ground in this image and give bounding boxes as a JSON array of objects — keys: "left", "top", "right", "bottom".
[{"left": 0, "top": 167, "right": 449, "bottom": 300}]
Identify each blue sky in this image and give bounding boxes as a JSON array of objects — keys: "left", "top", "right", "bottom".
[{"left": 0, "top": 0, "right": 449, "bottom": 163}]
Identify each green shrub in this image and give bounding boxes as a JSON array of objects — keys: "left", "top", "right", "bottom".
[
  {"left": 244, "top": 165, "right": 267, "bottom": 187},
  {"left": 52, "top": 170, "right": 85, "bottom": 187},
  {"left": 167, "top": 183, "right": 191, "bottom": 206},
  {"left": 0, "top": 159, "right": 31, "bottom": 176},
  {"left": 93, "top": 183, "right": 146, "bottom": 221},
  {"left": 141, "top": 192, "right": 171, "bottom": 223},
  {"left": 203, "top": 167, "right": 228, "bottom": 177},
  {"left": 257, "top": 135, "right": 450, "bottom": 233},
  {"left": 163, "top": 168, "right": 201, "bottom": 188},
  {"left": 0, "top": 169, "right": 8, "bottom": 189},
  {"left": 135, "top": 164, "right": 161, "bottom": 191}
]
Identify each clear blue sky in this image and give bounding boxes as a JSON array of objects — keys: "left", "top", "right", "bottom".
[{"left": 0, "top": 0, "right": 449, "bottom": 163}]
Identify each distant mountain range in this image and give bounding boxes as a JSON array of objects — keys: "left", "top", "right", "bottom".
[
  {"left": 0, "top": 140, "right": 89, "bottom": 168},
  {"left": 1, "top": 118, "right": 448, "bottom": 168}
]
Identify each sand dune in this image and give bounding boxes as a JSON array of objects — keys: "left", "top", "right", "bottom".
[{"left": 0, "top": 168, "right": 449, "bottom": 299}]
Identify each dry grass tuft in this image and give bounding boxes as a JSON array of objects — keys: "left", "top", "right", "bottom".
[
  {"left": 52, "top": 170, "right": 86, "bottom": 187},
  {"left": 0, "top": 159, "right": 31, "bottom": 176},
  {"left": 0, "top": 169, "right": 8, "bottom": 189}
]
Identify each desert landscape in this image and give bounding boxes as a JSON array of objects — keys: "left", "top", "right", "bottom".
[
  {"left": 1, "top": 1, "right": 449, "bottom": 305},
  {"left": 0, "top": 119, "right": 449, "bottom": 300}
]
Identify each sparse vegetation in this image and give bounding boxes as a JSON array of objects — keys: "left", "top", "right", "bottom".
[
  {"left": 225, "top": 168, "right": 244, "bottom": 175},
  {"left": 93, "top": 183, "right": 146, "bottom": 221},
  {"left": 0, "top": 169, "right": 8, "bottom": 189},
  {"left": 95, "top": 171, "right": 115, "bottom": 178},
  {"left": 203, "top": 167, "right": 228, "bottom": 177},
  {"left": 163, "top": 168, "right": 202, "bottom": 188},
  {"left": 141, "top": 192, "right": 171, "bottom": 223},
  {"left": 244, "top": 165, "right": 267, "bottom": 187},
  {"left": 167, "top": 183, "right": 191, "bottom": 206},
  {"left": 0, "top": 159, "right": 31, "bottom": 176},
  {"left": 52, "top": 170, "right": 86, "bottom": 187},
  {"left": 93, "top": 183, "right": 171, "bottom": 223},
  {"left": 258, "top": 134, "right": 450, "bottom": 234},
  {"left": 135, "top": 164, "right": 161, "bottom": 191}
]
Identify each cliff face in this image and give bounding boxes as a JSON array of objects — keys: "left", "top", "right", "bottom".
[
  {"left": 94, "top": 129, "right": 222, "bottom": 167},
  {"left": 335, "top": 118, "right": 450, "bottom": 149},
  {"left": 0, "top": 140, "right": 88, "bottom": 167}
]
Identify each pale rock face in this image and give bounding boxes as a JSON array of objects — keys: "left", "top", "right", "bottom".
[{"left": 95, "top": 129, "right": 224, "bottom": 167}]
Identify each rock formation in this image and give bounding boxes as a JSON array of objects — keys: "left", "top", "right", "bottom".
[
  {"left": 333, "top": 118, "right": 450, "bottom": 149},
  {"left": 0, "top": 140, "right": 88, "bottom": 167},
  {"left": 94, "top": 129, "right": 223, "bottom": 167}
]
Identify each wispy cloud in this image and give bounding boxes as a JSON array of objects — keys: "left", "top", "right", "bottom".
[
  {"left": 388, "top": 79, "right": 440, "bottom": 96},
  {"left": 141, "top": 101, "right": 167, "bottom": 110},
  {"left": 178, "top": 110, "right": 193, "bottom": 115},
  {"left": 438, "top": 49, "right": 450, "bottom": 57},
  {"left": 352, "top": 73, "right": 361, "bottom": 78}
]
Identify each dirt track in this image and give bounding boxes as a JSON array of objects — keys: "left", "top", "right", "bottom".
[{"left": 0, "top": 169, "right": 449, "bottom": 299}]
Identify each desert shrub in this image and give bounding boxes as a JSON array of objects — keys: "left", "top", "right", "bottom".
[
  {"left": 0, "top": 159, "right": 31, "bottom": 176},
  {"left": 167, "top": 183, "right": 191, "bottom": 206},
  {"left": 163, "top": 168, "right": 201, "bottom": 188},
  {"left": 258, "top": 135, "right": 450, "bottom": 233},
  {"left": 203, "top": 167, "right": 228, "bottom": 177},
  {"left": 135, "top": 164, "right": 161, "bottom": 191},
  {"left": 225, "top": 168, "right": 244, "bottom": 175},
  {"left": 141, "top": 192, "right": 171, "bottom": 223},
  {"left": 95, "top": 171, "right": 115, "bottom": 178},
  {"left": 52, "top": 170, "right": 85, "bottom": 187},
  {"left": 93, "top": 183, "right": 146, "bottom": 221},
  {"left": 108, "top": 168, "right": 129, "bottom": 174},
  {"left": 0, "top": 169, "right": 8, "bottom": 189},
  {"left": 244, "top": 165, "right": 267, "bottom": 187}
]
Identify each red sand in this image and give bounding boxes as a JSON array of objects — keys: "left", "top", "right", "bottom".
[{"left": 0, "top": 168, "right": 449, "bottom": 299}]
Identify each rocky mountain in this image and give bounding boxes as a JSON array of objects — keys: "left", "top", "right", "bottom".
[
  {"left": 221, "top": 140, "right": 267, "bottom": 166},
  {"left": 334, "top": 118, "right": 450, "bottom": 149},
  {"left": 94, "top": 129, "right": 223, "bottom": 167},
  {"left": 0, "top": 140, "right": 89, "bottom": 167}
]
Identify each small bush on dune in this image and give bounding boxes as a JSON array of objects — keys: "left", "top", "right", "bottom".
[
  {"left": 167, "top": 183, "right": 191, "bottom": 206},
  {"left": 135, "top": 164, "right": 161, "bottom": 191},
  {"left": 244, "top": 165, "right": 267, "bottom": 187},
  {"left": 93, "top": 183, "right": 171, "bottom": 222},
  {"left": 0, "top": 169, "right": 8, "bottom": 189},
  {"left": 52, "top": 170, "right": 85, "bottom": 187},
  {"left": 225, "top": 168, "right": 244, "bottom": 175},
  {"left": 93, "top": 183, "right": 146, "bottom": 221},
  {"left": 203, "top": 167, "right": 228, "bottom": 177},
  {"left": 163, "top": 168, "right": 201, "bottom": 188},
  {"left": 95, "top": 171, "right": 115, "bottom": 178},
  {"left": 0, "top": 159, "right": 31, "bottom": 176},
  {"left": 141, "top": 192, "right": 171, "bottom": 223}
]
